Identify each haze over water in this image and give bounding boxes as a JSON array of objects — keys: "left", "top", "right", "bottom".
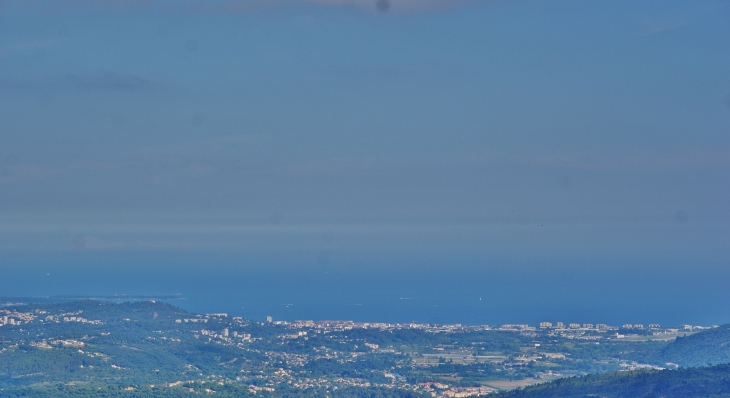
[{"left": 1, "top": 0, "right": 729, "bottom": 327}]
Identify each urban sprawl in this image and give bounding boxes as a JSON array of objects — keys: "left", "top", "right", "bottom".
[{"left": 0, "top": 303, "right": 714, "bottom": 397}]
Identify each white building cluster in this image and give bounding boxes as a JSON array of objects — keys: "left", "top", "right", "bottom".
[{"left": 0, "top": 309, "right": 36, "bottom": 326}]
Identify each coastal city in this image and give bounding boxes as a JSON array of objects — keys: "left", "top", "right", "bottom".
[{"left": 1, "top": 301, "right": 714, "bottom": 397}]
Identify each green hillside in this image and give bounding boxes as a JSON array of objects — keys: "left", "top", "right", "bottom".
[
  {"left": 499, "top": 364, "right": 730, "bottom": 398},
  {"left": 656, "top": 325, "right": 730, "bottom": 367}
]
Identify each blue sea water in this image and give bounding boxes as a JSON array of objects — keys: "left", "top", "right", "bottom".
[{"left": 1, "top": 250, "right": 729, "bottom": 327}]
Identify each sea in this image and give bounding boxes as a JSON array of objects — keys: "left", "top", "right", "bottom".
[{"left": 1, "top": 250, "right": 729, "bottom": 327}]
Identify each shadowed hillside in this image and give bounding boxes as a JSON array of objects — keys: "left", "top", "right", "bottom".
[{"left": 499, "top": 364, "right": 730, "bottom": 398}]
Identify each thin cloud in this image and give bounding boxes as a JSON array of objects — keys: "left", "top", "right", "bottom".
[
  {"left": 297, "top": 0, "right": 478, "bottom": 13},
  {"left": 0, "top": 38, "right": 66, "bottom": 58},
  {"left": 0, "top": 73, "right": 158, "bottom": 93},
  {"left": 0, "top": 164, "right": 61, "bottom": 185},
  {"left": 0, "top": 161, "right": 135, "bottom": 185},
  {"left": 11, "top": 0, "right": 479, "bottom": 13},
  {"left": 495, "top": 148, "right": 730, "bottom": 171},
  {"left": 643, "top": 21, "right": 686, "bottom": 35},
  {"left": 72, "top": 235, "right": 206, "bottom": 250},
  {"left": 57, "top": 73, "right": 154, "bottom": 92}
]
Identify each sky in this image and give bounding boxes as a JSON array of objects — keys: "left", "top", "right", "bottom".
[{"left": 0, "top": 0, "right": 729, "bottom": 322}]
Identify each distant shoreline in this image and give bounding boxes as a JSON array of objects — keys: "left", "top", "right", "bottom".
[{"left": 0, "top": 295, "right": 186, "bottom": 307}]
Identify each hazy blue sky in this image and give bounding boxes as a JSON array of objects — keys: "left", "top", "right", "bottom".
[{"left": 0, "top": 0, "right": 728, "bottom": 271}]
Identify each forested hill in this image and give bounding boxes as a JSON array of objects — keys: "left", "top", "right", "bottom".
[
  {"left": 655, "top": 324, "right": 730, "bottom": 367},
  {"left": 615, "top": 324, "right": 730, "bottom": 368},
  {"left": 499, "top": 364, "right": 730, "bottom": 398}
]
